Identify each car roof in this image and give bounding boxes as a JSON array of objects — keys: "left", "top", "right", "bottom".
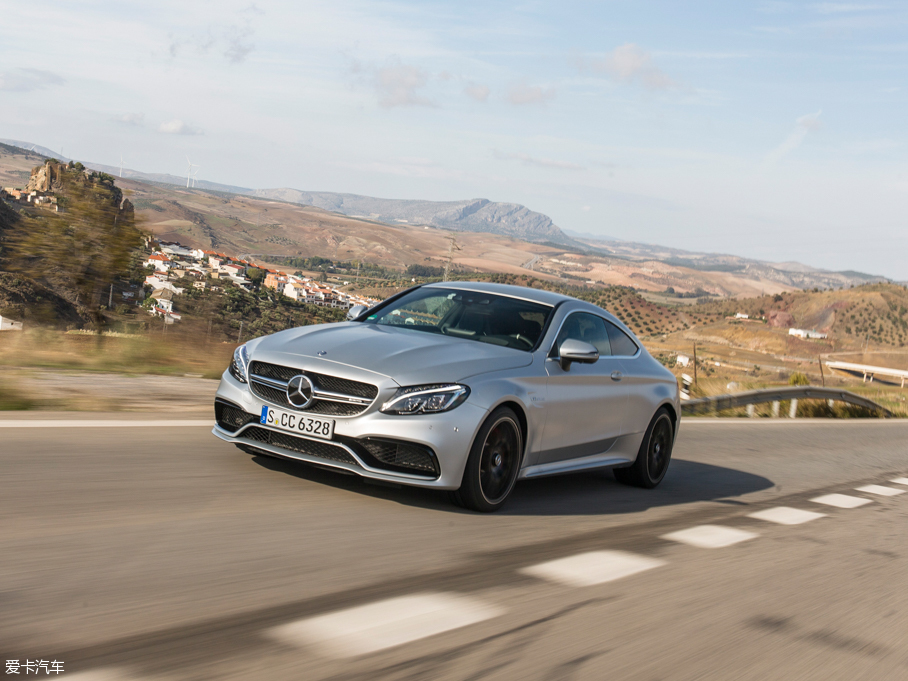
[{"left": 423, "top": 281, "right": 573, "bottom": 307}]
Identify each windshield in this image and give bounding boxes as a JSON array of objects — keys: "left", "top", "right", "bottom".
[{"left": 362, "top": 287, "right": 552, "bottom": 351}]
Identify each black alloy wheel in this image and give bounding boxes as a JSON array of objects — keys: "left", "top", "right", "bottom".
[
  {"left": 453, "top": 407, "right": 523, "bottom": 512},
  {"left": 614, "top": 408, "right": 674, "bottom": 489}
]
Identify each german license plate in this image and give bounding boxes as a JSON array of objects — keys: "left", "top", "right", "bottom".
[{"left": 260, "top": 406, "right": 335, "bottom": 440}]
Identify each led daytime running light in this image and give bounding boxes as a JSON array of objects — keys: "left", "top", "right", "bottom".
[
  {"left": 381, "top": 384, "right": 470, "bottom": 415},
  {"left": 229, "top": 344, "right": 249, "bottom": 383}
]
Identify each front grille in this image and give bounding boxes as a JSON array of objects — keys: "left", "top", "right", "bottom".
[
  {"left": 215, "top": 400, "right": 258, "bottom": 433},
  {"left": 240, "top": 426, "right": 358, "bottom": 465},
  {"left": 250, "top": 361, "right": 378, "bottom": 399},
  {"left": 248, "top": 360, "right": 378, "bottom": 416},
  {"left": 251, "top": 383, "right": 289, "bottom": 407},
  {"left": 355, "top": 438, "right": 439, "bottom": 477}
]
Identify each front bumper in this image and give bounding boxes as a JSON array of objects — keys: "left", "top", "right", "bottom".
[{"left": 212, "top": 371, "right": 487, "bottom": 489}]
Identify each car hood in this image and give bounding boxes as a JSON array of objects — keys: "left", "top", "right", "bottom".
[{"left": 250, "top": 322, "right": 533, "bottom": 385}]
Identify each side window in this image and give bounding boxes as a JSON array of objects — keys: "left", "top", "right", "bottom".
[
  {"left": 606, "top": 320, "right": 639, "bottom": 356},
  {"left": 554, "top": 313, "right": 611, "bottom": 356}
]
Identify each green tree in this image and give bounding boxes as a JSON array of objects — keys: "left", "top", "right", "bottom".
[
  {"left": 246, "top": 267, "right": 265, "bottom": 286},
  {"left": 788, "top": 372, "right": 810, "bottom": 386}
]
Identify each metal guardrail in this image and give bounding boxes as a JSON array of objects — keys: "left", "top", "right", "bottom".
[{"left": 682, "top": 386, "right": 892, "bottom": 418}]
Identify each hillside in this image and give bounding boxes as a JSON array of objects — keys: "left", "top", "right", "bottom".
[
  {"left": 681, "top": 283, "right": 908, "bottom": 353},
  {"left": 574, "top": 237, "right": 886, "bottom": 290},
  {"left": 0, "top": 143, "right": 888, "bottom": 297},
  {"left": 0, "top": 159, "right": 142, "bottom": 330},
  {"left": 249, "top": 189, "right": 572, "bottom": 245}
]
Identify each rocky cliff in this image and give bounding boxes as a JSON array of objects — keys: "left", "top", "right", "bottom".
[{"left": 25, "top": 161, "right": 67, "bottom": 193}]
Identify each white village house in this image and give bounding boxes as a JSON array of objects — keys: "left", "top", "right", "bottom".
[
  {"left": 789, "top": 328, "right": 827, "bottom": 340},
  {"left": 0, "top": 315, "right": 23, "bottom": 331},
  {"left": 145, "top": 253, "right": 173, "bottom": 273}
]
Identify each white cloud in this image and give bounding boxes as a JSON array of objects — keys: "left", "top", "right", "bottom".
[
  {"left": 224, "top": 24, "right": 255, "bottom": 64},
  {"left": 0, "top": 68, "right": 65, "bottom": 92},
  {"left": 114, "top": 112, "right": 145, "bottom": 126},
  {"left": 508, "top": 83, "right": 556, "bottom": 105},
  {"left": 464, "top": 83, "right": 490, "bottom": 102},
  {"left": 166, "top": 12, "right": 259, "bottom": 64},
  {"left": 375, "top": 61, "right": 433, "bottom": 107},
  {"left": 494, "top": 150, "right": 584, "bottom": 170},
  {"left": 764, "top": 110, "right": 822, "bottom": 166},
  {"left": 158, "top": 119, "right": 204, "bottom": 135},
  {"left": 590, "top": 44, "right": 675, "bottom": 90}
]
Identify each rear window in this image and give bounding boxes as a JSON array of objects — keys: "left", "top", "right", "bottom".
[{"left": 606, "top": 320, "right": 639, "bottom": 356}]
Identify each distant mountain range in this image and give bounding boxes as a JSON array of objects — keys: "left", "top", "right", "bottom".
[
  {"left": 572, "top": 235, "right": 886, "bottom": 290},
  {"left": 0, "top": 139, "right": 570, "bottom": 246},
  {"left": 0, "top": 139, "right": 889, "bottom": 288},
  {"left": 250, "top": 189, "right": 570, "bottom": 245}
]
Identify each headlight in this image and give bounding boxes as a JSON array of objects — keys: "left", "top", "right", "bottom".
[
  {"left": 229, "top": 344, "right": 250, "bottom": 383},
  {"left": 381, "top": 384, "right": 470, "bottom": 415}
]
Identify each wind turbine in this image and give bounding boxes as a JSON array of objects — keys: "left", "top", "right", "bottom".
[
  {"left": 191, "top": 166, "right": 201, "bottom": 188},
  {"left": 185, "top": 156, "right": 198, "bottom": 188},
  {"left": 119, "top": 155, "right": 125, "bottom": 178}
]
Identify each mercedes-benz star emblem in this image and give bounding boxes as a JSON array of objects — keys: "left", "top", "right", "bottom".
[{"left": 286, "top": 374, "right": 314, "bottom": 409}]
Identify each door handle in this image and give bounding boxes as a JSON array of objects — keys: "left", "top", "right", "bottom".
[{"left": 611, "top": 371, "right": 623, "bottom": 381}]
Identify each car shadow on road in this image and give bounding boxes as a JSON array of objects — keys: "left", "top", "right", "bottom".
[
  {"left": 503, "top": 459, "right": 774, "bottom": 516},
  {"left": 250, "top": 454, "right": 774, "bottom": 516}
]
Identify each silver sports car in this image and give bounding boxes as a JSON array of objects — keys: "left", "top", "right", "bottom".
[{"left": 212, "top": 281, "right": 680, "bottom": 511}]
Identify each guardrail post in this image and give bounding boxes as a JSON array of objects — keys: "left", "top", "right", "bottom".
[
  {"left": 747, "top": 404, "right": 755, "bottom": 418},
  {"left": 789, "top": 398, "right": 798, "bottom": 418},
  {"left": 772, "top": 401, "right": 780, "bottom": 418}
]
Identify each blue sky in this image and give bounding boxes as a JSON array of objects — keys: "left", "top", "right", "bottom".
[{"left": 2, "top": 1, "right": 906, "bottom": 278}]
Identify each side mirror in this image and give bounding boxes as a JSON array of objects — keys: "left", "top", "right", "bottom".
[
  {"left": 558, "top": 339, "right": 599, "bottom": 371},
  {"left": 346, "top": 305, "right": 367, "bottom": 321}
]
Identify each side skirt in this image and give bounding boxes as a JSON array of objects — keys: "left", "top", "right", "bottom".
[{"left": 519, "top": 433, "right": 644, "bottom": 479}]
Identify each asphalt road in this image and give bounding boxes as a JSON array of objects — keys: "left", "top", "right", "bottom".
[{"left": 2, "top": 416, "right": 907, "bottom": 680}]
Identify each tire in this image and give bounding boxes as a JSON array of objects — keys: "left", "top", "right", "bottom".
[
  {"left": 455, "top": 407, "right": 524, "bottom": 512},
  {"left": 614, "top": 408, "right": 673, "bottom": 489}
]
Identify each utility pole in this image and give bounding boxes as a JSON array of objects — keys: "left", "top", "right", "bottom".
[
  {"left": 108, "top": 284, "right": 113, "bottom": 309},
  {"left": 206, "top": 319, "right": 212, "bottom": 345},
  {"left": 443, "top": 233, "right": 461, "bottom": 282},
  {"left": 818, "top": 355, "right": 826, "bottom": 387},
  {"left": 693, "top": 342, "right": 698, "bottom": 385},
  {"left": 237, "top": 321, "right": 244, "bottom": 344}
]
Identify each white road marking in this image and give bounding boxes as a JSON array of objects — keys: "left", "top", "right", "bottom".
[
  {"left": 0, "top": 420, "right": 212, "bottom": 428},
  {"left": 891, "top": 477, "right": 908, "bottom": 486},
  {"left": 810, "top": 493, "right": 872, "bottom": 509},
  {"left": 661, "top": 525, "right": 758, "bottom": 549},
  {"left": 856, "top": 484, "right": 905, "bottom": 497},
  {"left": 747, "top": 507, "right": 826, "bottom": 525},
  {"left": 520, "top": 550, "right": 666, "bottom": 588},
  {"left": 265, "top": 592, "right": 504, "bottom": 658}
]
